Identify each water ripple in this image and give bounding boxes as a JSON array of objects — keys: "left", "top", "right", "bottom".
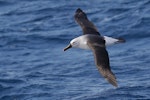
[{"left": 0, "top": 0, "right": 150, "bottom": 100}]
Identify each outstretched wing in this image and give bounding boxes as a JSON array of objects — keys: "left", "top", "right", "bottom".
[
  {"left": 87, "top": 41, "right": 118, "bottom": 87},
  {"left": 74, "top": 8, "right": 101, "bottom": 36}
]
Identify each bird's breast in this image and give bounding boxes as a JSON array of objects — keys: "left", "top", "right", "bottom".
[
  {"left": 78, "top": 41, "right": 90, "bottom": 50},
  {"left": 75, "top": 35, "right": 91, "bottom": 50}
]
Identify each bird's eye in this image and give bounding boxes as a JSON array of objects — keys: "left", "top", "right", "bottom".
[
  {"left": 72, "top": 41, "right": 78, "bottom": 46},
  {"left": 72, "top": 42, "right": 76, "bottom": 45}
]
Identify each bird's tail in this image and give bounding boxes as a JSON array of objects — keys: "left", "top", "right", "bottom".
[{"left": 116, "top": 37, "right": 126, "bottom": 43}]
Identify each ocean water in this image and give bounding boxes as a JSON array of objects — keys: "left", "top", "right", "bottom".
[{"left": 0, "top": 0, "right": 150, "bottom": 100}]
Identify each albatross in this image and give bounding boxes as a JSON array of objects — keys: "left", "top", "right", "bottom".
[{"left": 63, "top": 8, "right": 125, "bottom": 87}]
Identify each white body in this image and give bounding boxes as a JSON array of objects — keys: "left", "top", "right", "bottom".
[{"left": 70, "top": 35, "right": 120, "bottom": 50}]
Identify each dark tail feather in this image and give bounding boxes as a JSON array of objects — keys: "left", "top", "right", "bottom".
[{"left": 116, "top": 37, "right": 126, "bottom": 43}]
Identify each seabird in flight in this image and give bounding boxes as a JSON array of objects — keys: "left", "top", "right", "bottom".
[{"left": 63, "top": 8, "right": 125, "bottom": 87}]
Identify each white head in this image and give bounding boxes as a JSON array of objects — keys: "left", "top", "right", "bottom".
[
  {"left": 63, "top": 38, "right": 80, "bottom": 51},
  {"left": 70, "top": 38, "right": 80, "bottom": 47}
]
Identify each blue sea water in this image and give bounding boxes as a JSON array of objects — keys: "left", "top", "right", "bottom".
[{"left": 0, "top": 0, "right": 150, "bottom": 100}]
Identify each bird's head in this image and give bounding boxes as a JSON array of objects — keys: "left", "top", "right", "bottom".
[{"left": 63, "top": 38, "right": 79, "bottom": 51}]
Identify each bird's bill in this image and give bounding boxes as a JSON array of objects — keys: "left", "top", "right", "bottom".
[{"left": 63, "top": 44, "right": 72, "bottom": 51}]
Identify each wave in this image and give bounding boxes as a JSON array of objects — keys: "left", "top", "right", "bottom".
[
  {"left": 0, "top": 1, "right": 13, "bottom": 6},
  {"left": 0, "top": 93, "right": 52, "bottom": 100},
  {"left": 0, "top": 33, "right": 73, "bottom": 49},
  {"left": 72, "top": 85, "right": 150, "bottom": 100}
]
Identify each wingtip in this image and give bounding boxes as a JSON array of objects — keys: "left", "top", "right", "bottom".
[
  {"left": 113, "top": 82, "right": 118, "bottom": 88},
  {"left": 104, "top": 70, "right": 118, "bottom": 88},
  {"left": 106, "top": 78, "right": 118, "bottom": 88},
  {"left": 76, "top": 8, "right": 83, "bottom": 13}
]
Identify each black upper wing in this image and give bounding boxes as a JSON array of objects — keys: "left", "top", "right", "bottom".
[
  {"left": 87, "top": 38, "right": 118, "bottom": 87},
  {"left": 74, "top": 8, "right": 101, "bottom": 36}
]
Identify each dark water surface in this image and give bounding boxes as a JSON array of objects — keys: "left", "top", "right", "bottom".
[{"left": 0, "top": 0, "right": 150, "bottom": 100}]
